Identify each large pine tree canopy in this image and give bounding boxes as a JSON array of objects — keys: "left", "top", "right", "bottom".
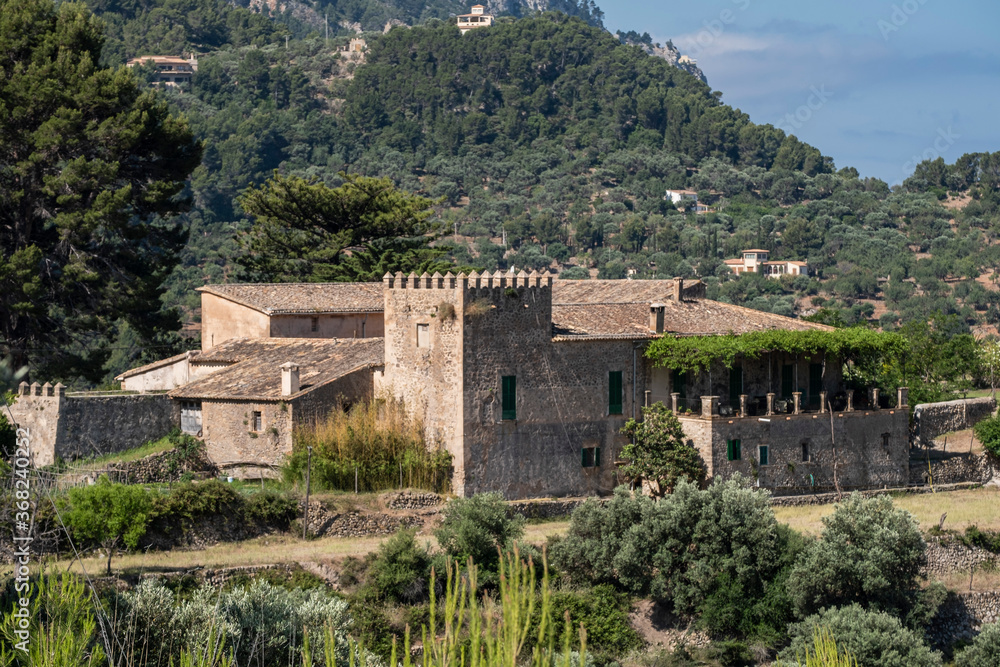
[{"left": 0, "top": 0, "right": 202, "bottom": 381}]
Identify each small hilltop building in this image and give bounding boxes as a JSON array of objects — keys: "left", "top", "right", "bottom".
[{"left": 457, "top": 5, "right": 494, "bottom": 33}]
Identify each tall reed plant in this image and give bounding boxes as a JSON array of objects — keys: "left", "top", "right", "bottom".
[
  {"left": 286, "top": 397, "right": 451, "bottom": 493},
  {"left": 780, "top": 627, "right": 859, "bottom": 667},
  {"left": 393, "top": 548, "right": 586, "bottom": 667}
]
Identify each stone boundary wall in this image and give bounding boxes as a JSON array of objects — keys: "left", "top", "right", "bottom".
[
  {"left": 929, "top": 591, "right": 1000, "bottom": 648},
  {"left": 913, "top": 397, "right": 996, "bottom": 447},
  {"left": 7, "top": 386, "right": 178, "bottom": 466},
  {"left": 925, "top": 539, "right": 998, "bottom": 577},
  {"left": 909, "top": 453, "right": 998, "bottom": 486},
  {"left": 768, "top": 482, "right": 981, "bottom": 507}
]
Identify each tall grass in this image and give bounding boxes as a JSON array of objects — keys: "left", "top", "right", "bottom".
[
  {"left": 780, "top": 627, "right": 859, "bottom": 667},
  {"left": 286, "top": 398, "right": 451, "bottom": 493}
]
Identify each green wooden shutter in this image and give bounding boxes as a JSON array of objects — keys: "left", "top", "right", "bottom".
[
  {"left": 594, "top": 447, "right": 601, "bottom": 467},
  {"left": 501, "top": 375, "right": 516, "bottom": 420},
  {"left": 734, "top": 439, "right": 742, "bottom": 461},
  {"left": 729, "top": 367, "right": 743, "bottom": 404},
  {"left": 759, "top": 445, "right": 769, "bottom": 466},
  {"left": 609, "top": 371, "right": 623, "bottom": 415},
  {"left": 781, "top": 364, "right": 794, "bottom": 398}
]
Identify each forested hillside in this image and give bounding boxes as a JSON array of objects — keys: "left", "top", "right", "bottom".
[{"left": 75, "top": 0, "right": 1000, "bottom": 384}]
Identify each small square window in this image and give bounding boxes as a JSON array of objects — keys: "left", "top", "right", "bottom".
[
  {"left": 416, "top": 323, "right": 430, "bottom": 347},
  {"left": 758, "top": 445, "right": 769, "bottom": 466},
  {"left": 252, "top": 411, "right": 262, "bottom": 432},
  {"left": 581, "top": 447, "right": 601, "bottom": 468},
  {"left": 311, "top": 317, "right": 319, "bottom": 332}
]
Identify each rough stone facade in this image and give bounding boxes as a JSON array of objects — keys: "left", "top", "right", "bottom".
[
  {"left": 379, "top": 272, "right": 633, "bottom": 499},
  {"left": 913, "top": 397, "right": 997, "bottom": 447},
  {"left": 681, "top": 407, "right": 910, "bottom": 493},
  {"left": 7, "top": 384, "right": 177, "bottom": 466}
]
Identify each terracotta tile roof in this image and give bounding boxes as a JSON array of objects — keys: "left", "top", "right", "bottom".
[
  {"left": 197, "top": 283, "right": 384, "bottom": 315},
  {"left": 551, "top": 279, "right": 680, "bottom": 305},
  {"left": 169, "top": 338, "right": 383, "bottom": 401},
  {"left": 192, "top": 338, "right": 297, "bottom": 365},
  {"left": 552, "top": 299, "right": 831, "bottom": 341},
  {"left": 552, "top": 304, "right": 653, "bottom": 340},
  {"left": 658, "top": 300, "right": 831, "bottom": 336}
]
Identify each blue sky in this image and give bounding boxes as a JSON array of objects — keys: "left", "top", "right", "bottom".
[{"left": 600, "top": 0, "right": 1000, "bottom": 184}]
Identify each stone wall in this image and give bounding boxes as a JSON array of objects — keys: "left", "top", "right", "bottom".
[
  {"left": 929, "top": 591, "right": 1000, "bottom": 648},
  {"left": 768, "top": 482, "right": 980, "bottom": 506},
  {"left": 201, "top": 399, "right": 293, "bottom": 468},
  {"left": 681, "top": 408, "right": 910, "bottom": 493},
  {"left": 269, "top": 313, "right": 384, "bottom": 339},
  {"left": 910, "top": 452, "right": 998, "bottom": 486},
  {"left": 913, "top": 397, "right": 996, "bottom": 447},
  {"left": 925, "top": 539, "right": 998, "bottom": 578},
  {"left": 7, "top": 385, "right": 178, "bottom": 466}
]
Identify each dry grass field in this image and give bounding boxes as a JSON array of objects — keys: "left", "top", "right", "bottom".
[{"left": 773, "top": 487, "right": 1000, "bottom": 535}]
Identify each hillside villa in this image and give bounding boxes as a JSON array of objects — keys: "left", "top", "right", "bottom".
[
  {"left": 725, "top": 249, "right": 809, "bottom": 278},
  {"left": 126, "top": 55, "right": 197, "bottom": 86},
  {"left": 457, "top": 5, "right": 494, "bottom": 33}
]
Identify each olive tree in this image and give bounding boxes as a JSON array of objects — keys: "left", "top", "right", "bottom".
[{"left": 64, "top": 477, "right": 153, "bottom": 575}]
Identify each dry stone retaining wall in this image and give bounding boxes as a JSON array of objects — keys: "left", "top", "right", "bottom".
[
  {"left": 925, "top": 539, "right": 998, "bottom": 577},
  {"left": 929, "top": 591, "right": 1000, "bottom": 647},
  {"left": 913, "top": 397, "right": 996, "bottom": 447},
  {"left": 910, "top": 453, "right": 998, "bottom": 486}
]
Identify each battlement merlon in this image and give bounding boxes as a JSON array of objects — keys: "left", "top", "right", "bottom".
[{"left": 382, "top": 270, "right": 554, "bottom": 291}]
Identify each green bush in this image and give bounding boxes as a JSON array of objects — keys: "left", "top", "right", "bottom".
[
  {"left": 708, "top": 640, "right": 754, "bottom": 667},
  {"left": 151, "top": 480, "right": 298, "bottom": 537},
  {"left": 534, "top": 585, "right": 642, "bottom": 659},
  {"left": 551, "top": 478, "right": 792, "bottom": 640},
  {"left": 780, "top": 605, "right": 941, "bottom": 667},
  {"left": 786, "top": 493, "right": 929, "bottom": 621},
  {"left": 960, "top": 525, "right": 1000, "bottom": 553},
  {"left": 955, "top": 621, "right": 1000, "bottom": 667},
  {"left": 973, "top": 415, "right": 1000, "bottom": 457},
  {"left": 434, "top": 492, "right": 524, "bottom": 571},
  {"left": 619, "top": 402, "right": 706, "bottom": 496},
  {"left": 363, "top": 528, "right": 432, "bottom": 603},
  {"left": 243, "top": 489, "right": 299, "bottom": 526},
  {"left": 63, "top": 476, "right": 154, "bottom": 574}
]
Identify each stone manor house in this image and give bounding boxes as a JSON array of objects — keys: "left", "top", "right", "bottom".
[{"left": 13, "top": 274, "right": 910, "bottom": 499}]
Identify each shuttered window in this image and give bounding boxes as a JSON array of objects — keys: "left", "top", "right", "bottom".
[
  {"left": 501, "top": 376, "right": 516, "bottom": 420},
  {"left": 609, "top": 371, "right": 623, "bottom": 415},
  {"left": 726, "top": 439, "right": 742, "bottom": 461},
  {"left": 582, "top": 447, "right": 601, "bottom": 468},
  {"left": 252, "top": 411, "right": 262, "bottom": 432},
  {"left": 758, "top": 445, "right": 769, "bottom": 466}
]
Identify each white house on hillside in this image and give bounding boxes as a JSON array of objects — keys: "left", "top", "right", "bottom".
[{"left": 458, "top": 5, "right": 494, "bottom": 33}]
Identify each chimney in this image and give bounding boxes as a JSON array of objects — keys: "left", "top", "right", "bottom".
[
  {"left": 649, "top": 303, "right": 665, "bottom": 334},
  {"left": 281, "top": 362, "right": 300, "bottom": 396},
  {"left": 673, "top": 277, "right": 684, "bottom": 303}
]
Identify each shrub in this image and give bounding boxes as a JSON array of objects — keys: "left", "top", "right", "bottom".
[
  {"left": 619, "top": 402, "right": 706, "bottom": 495},
  {"left": 780, "top": 605, "right": 941, "bottom": 667},
  {"left": 434, "top": 492, "right": 524, "bottom": 571},
  {"left": 63, "top": 476, "right": 153, "bottom": 574},
  {"left": 776, "top": 627, "right": 860, "bottom": 666},
  {"left": 536, "top": 585, "right": 642, "bottom": 659},
  {"left": 243, "top": 489, "right": 298, "bottom": 526},
  {"left": 973, "top": 415, "right": 1000, "bottom": 457},
  {"left": 363, "top": 528, "right": 432, "bottom": 603},
  {"left": 116, "top": 578, "right": 352, "bottom": 667},
  {"left": 955, "top": 621, "right": 1000, "bottom": 667},
  {"left": 786, "top": 493, "right": 928, "bottom": 621},
  {"left": 960, "top": 525, "right": 1000, "bottom": 554},
  {"left": 287, "top": 397, "right": 452, "bottom": 493},
  {"left": 551, "top": 478, "right": 791, "bottom": 640},
  {"left": 708, "top": 640, "right": 754, "bottom": 667}
]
